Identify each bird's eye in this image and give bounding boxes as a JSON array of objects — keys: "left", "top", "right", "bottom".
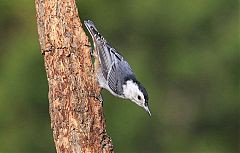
[{"left": 137, "top": 95, "right": 141, "bottom": 100}]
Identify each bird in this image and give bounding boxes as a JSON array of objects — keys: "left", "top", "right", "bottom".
[{"left": 84, "top": 20, "right": 151, "bottom": 115}]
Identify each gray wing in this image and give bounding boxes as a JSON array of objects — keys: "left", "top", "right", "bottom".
[
  {"left": 97, "top": 42, "right": 123, "bottom": 79},
  {"left": 98, "top": 41, "right": 135, "bottom": 94},
  {"left": 108, "top": 60, "right": 135, "bottom": 94},
  {"left": 108, "top": 63, "right": 118, "bottom": 93},
  {"left": 98, "top": 42, "right": 135, "bottom": 95}
]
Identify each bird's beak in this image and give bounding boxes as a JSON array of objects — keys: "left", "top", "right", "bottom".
[{"left": 144, "top": 106, "right": 151, "bottom": 116}]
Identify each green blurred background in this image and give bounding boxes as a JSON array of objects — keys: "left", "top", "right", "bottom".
[{"left": 0, "top": 0, "right": 239, "bottom": 152}]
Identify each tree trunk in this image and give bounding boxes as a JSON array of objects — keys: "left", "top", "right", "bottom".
[{"left": 35, "top": 0, "right": 114, "bottom": 152}]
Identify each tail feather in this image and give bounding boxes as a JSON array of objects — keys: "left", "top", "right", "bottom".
[{"left": 84, "top": 20, "right": 103, "bottom": 41}]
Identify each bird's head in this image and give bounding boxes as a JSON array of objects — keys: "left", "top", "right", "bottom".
[{"left": 123, "top": 79, "right": 151, "bottom": 116}]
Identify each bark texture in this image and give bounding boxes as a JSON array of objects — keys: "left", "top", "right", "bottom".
[{"left": 35, "top": 0, "right": 114, "bottom": 152}]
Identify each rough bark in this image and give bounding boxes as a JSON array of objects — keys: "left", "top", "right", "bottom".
[{"left": 35, "top": 0, "right": 114, "bottom": 152}]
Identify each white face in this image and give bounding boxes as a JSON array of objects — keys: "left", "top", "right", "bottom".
[{"left": 123, "top": 80, "right": 151, "bottom": 115}]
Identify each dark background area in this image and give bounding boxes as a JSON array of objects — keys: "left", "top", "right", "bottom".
[{"left": 0, "top": 0, "right": 239, "bottom": 152}]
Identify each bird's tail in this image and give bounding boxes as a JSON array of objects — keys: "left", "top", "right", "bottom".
[
  {"left": 84, "top": 20, "right": 102, "bottom": 41},
  {"left": 84, "top": 20, "right": 103, "bottom": 71}
]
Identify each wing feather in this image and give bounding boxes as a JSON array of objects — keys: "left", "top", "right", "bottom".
[
  {"left": 107, "top": 60, "right": 135, "bottom": 95},
  {"left": 108, "top": 63, "right": 118, "bottom": 92},
  {"left": 97, "top": 43, "right": 111, "bottom": 79},
  {"left": 97, "top": 42, "right": 124, "bottom": 79}
]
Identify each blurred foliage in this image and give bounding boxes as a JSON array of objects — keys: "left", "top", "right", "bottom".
[{"left": 0, "top": 0, "right": 239, "bottom": 152}]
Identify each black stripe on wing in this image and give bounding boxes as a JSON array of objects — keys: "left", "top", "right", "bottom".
[
  {"left": 98, "top": 44, "right": 110, "bottom": 79},
  {"left": 107, "top": 43, "right": 123, "bottom": 61},
  {"left": 98, "top": 43, "right": 124, "bottom": 80},
  {"left": 108, "top": 63, "right": 118, "bottom": 93}
]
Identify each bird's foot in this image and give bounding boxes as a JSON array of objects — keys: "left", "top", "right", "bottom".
[{"left": 89, "top": 92, "right": 103, "bottom": 103}]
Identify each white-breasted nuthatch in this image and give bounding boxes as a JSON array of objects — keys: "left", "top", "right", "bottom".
[{"left": 84, "top": 20, "right": 151, "bottom": 115}]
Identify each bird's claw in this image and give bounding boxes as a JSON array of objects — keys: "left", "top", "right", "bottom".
[{"left": 89, "top": 93, "right": 103, "bottom": 103}]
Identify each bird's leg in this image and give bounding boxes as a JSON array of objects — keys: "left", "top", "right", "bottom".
[
  {"left": 97, "top": 93, "right": 103, "bottom": 103},
  {"left": 89, "top": 92, "right": 103, "bottom": 103},
  {"left": 90, "top": 47, "right": 99, "bottom": 59},
  {"left": 90, "top": 46, "right": 94, "bottom": 57},
  {"left": 90, "top": 47, "right": 95, "bottom": 64},
  {"left": 88, "top": 47, "right": 102, "bottom": 102},
  {"left": 90, "top": 47, "right": 100, "bottom": 72}
]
